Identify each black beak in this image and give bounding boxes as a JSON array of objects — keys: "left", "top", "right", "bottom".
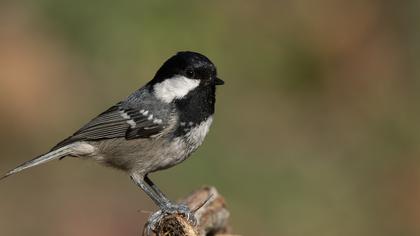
[{"left": 215, "top": 77, "right": 225, "bottom": 85}]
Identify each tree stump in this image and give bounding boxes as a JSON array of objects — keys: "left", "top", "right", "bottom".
[{"left": 143, "top": 186, "right": 235, "bottom": 236}]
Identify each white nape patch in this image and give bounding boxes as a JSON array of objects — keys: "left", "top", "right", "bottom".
[
  {"left": 119, "top": 110, "right": 136, "bottom": 128},
  {"left": 184, "top": 116, "right": 213, "bottom": 149},
  {"left": 153, "top": 75, "right": 200, "bottom": 103}
]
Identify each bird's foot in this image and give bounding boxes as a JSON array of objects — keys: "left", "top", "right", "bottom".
[{"left": 145, "top": 203, "right": 197, "bottom": 235}]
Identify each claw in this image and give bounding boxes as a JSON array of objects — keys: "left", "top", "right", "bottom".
[{"left": 145, "top": 203, "right": 197, "bottom": 235}]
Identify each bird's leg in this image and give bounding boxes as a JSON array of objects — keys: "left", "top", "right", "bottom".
[
  {"left": 144, "top": 174, "right": 196, "bottom": 222},
  {"left": 130, "top": 173, "right": 168, "bottom": 208},
  {"left": 131, "top": 173, "right": 197, "bottom": 234},
  {"left": 144, "top": 174, "right": 169, "bottom": 205}
]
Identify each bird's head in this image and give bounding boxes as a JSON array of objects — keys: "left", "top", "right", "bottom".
[{"left": 150, "top": 51, "right": 223, "bottom": 103}]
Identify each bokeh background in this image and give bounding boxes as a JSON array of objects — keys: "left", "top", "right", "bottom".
[{"left": 1, "top": 1, "right": 420, "bottom": 235}]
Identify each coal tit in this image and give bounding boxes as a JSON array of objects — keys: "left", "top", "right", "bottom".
[{"left": 1, "top": 51, "right": 224, "bottom": 231}]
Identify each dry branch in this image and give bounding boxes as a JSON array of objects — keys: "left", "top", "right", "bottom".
[{"left": 143, "top": 186, "right": 235, "bottom": 236}]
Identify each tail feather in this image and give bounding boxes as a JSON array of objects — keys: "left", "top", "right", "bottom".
[{"left": 0, "top": 146, "right": 73, "bottom": 181}]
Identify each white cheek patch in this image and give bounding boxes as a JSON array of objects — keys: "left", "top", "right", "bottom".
[{"left": 153, "top": 75, "right": 200, "bottom": 103}]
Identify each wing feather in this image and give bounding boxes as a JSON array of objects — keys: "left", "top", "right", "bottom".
[{"left": 51, "top": 103, "right": 167, "bottom": 150}]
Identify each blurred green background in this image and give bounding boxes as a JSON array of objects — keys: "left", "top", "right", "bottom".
[{"left": 1, "top": 1, "right": 420, "bottom": 235}]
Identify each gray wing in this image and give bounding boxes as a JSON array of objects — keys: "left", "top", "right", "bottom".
[{"left": 51, "top": 102, "right": 167, "bottom": 150}]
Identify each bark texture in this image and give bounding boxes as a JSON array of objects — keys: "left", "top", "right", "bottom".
[{"left": 143, "top": 186, "right": 236, "bottom": 236}]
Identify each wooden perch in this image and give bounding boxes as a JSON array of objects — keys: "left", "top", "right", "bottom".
[{"left": 143, "top": 186, "right": 235, "bottom": 236}]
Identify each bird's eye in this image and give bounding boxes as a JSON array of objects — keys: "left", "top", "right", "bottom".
[{"left": 185, "top": 68, "right": 194, "bottom": 78}]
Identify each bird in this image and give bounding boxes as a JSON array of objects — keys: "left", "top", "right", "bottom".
[{"left": 1, "top": 51, "right": 224, "bottom": 232}]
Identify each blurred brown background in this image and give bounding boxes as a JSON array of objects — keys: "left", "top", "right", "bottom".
[{"left": 1, "top": 1, "right": 420, "bottom": 235}]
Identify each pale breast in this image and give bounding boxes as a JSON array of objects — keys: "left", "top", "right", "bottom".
[
  {"left": 182, "top": 116, "right": 213, "bottom": 153},
  {"left": 144, "top": 116, "right": 214, "bottom": 172}
]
